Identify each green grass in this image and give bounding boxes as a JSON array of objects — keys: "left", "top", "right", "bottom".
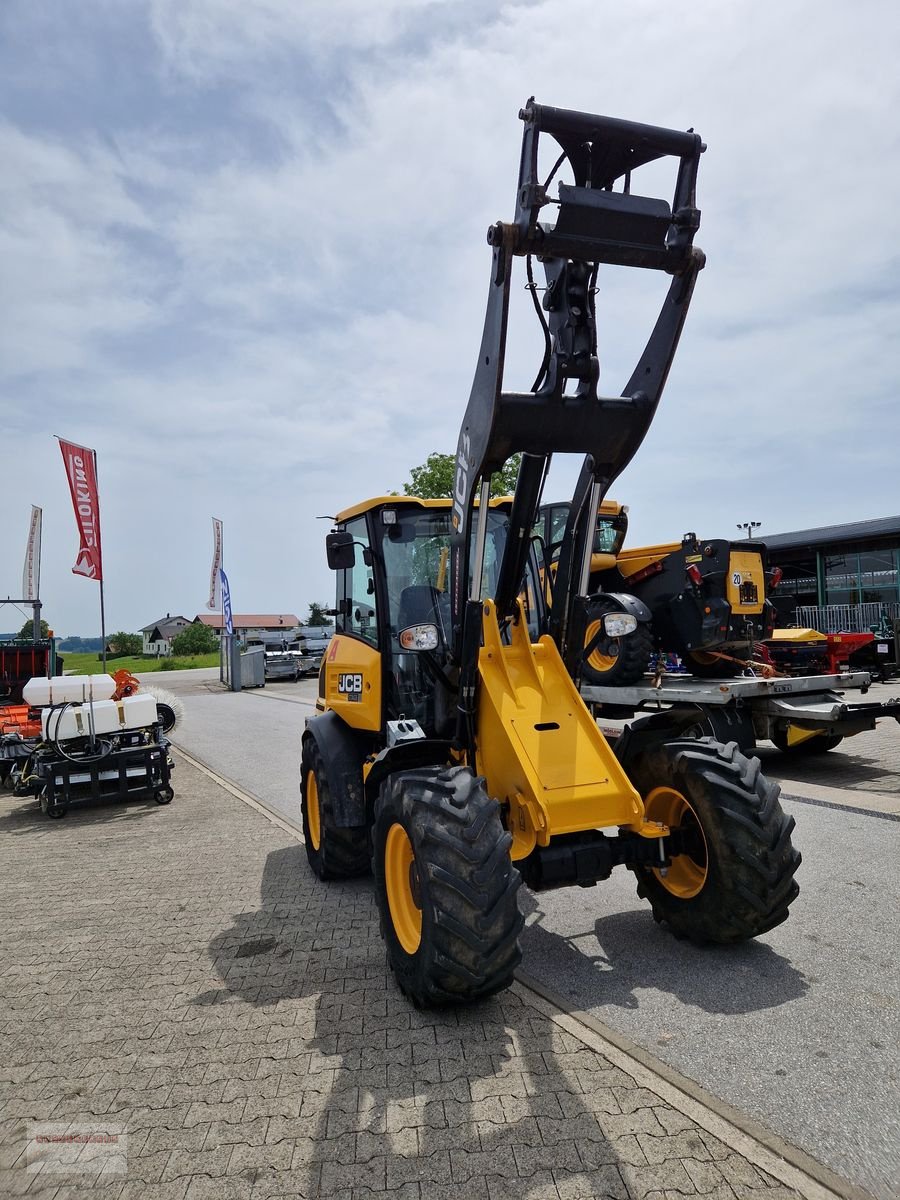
[{"left": 60, "top": 652, "right": 219, "bottom": 675}]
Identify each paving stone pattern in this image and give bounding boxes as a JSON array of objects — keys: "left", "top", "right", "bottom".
[{"left": 0, "top": 755, "right": 806, "bottom": 1199}]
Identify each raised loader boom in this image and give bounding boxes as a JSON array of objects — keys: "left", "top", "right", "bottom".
[{"left": 450, "top": 100, "right": 706, "bottom": 753}]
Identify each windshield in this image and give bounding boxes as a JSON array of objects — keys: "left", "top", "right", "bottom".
[{"left": 379, "top": 508, "right": 509, "bottom": 642}]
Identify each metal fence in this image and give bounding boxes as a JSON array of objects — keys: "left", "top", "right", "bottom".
[{"left": 794, "top": 602, "right": 900, "bottom": 633}]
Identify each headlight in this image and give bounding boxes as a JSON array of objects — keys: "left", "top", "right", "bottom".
[
  {"left": 603, "top": 613, "right": 637, "bottom": 638},
  {"left": 399, "top": 624, "right": 439, "bottom": 651}
]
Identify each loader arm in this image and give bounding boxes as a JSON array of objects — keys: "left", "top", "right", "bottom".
[{"left": 450, "top": 99, "right": 705, "bottom": 751}]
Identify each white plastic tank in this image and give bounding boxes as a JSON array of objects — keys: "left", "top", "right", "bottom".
[
  {"left": 24, "top": 674, "right": 116, "bottom": 706},
  {"left": 40, "top": 693, "right": 161, "bottom": 742},
  {"left": 120, "top": 694, "right": 159, "bottom": 730},
  {"left": 42, "top": 699, "right": 121, "bottom": 741}
]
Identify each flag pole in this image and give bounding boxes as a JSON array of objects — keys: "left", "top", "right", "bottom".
[{"left": 95, "top": 450, "right": 107, "bottom": 672}]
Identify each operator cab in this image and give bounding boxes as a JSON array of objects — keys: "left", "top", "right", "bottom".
[
  {"left": 534, "top": 499, "right": 629, "bottom": 573},
  {"left": 325, "top": 497, "right": 544, "bottom": 739}
]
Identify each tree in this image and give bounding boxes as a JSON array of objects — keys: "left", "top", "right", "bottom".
[
  {"left": 399, "top": 452, "right": 522, "bottom": 499},
  {"left": 307, "top": 603, "right": 331, "bottom": 627},
  {"left": 171, "top": 623, "right": 219, "bottom": 656},
  {"left": 108, "top": 631, "right": 142, "bottom": 655},
  {"left": 18, "top": 618, "right": 50, "bottom": 640}
]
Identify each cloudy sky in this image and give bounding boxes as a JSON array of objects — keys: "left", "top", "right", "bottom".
[{"left": 2, "top": 0, "right": 898, "bottom": 636}]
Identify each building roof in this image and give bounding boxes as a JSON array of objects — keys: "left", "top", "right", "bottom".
[
  {"left": 195, "top": 613, "right": 300, "bottom": 629},
  {"left": 763, "top": 514, "right": 900, "bottom": 551},
  {"left": 140, "top": 615, "right": 191, "bottom": 633}
]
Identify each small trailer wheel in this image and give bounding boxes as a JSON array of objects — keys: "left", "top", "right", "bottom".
[
  {"left": 155, "top": 787, "right": 175, "bottom": 805},
  {"left": 40, "top": 791, "right": 67, "bottom": 819}
]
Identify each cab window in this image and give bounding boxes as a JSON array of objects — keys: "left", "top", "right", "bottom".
[{"left": 338, "top": 516, "right": 378, "bottom": 645}]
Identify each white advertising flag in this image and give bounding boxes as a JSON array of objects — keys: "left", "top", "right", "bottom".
[
  {"left": 207, "top": 518, "right": 223, "bottom": 610},
  {"left": 22, "top": 506, "right": 42, "bottom": 601}
]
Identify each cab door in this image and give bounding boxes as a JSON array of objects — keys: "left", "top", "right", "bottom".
[{"left": 322, "top": 516, "right": 383, "bottom": 732}]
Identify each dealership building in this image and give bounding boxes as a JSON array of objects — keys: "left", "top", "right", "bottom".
[{"left": 761, "top": 514, "right": 900, "bottom": 630}]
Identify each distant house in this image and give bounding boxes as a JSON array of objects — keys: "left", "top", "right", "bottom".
[
  {"left": 194, "top": 614, "right": 300, "bottom": 641},
  {"left": 141, "top": 614, "right": 192, "bottom": 656}
]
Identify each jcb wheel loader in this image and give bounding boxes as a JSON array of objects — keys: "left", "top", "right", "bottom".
[{"left": 302, "top": 101, "right": 800, "bottom": 1006}]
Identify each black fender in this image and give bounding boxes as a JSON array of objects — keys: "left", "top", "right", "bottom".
[
  {"left": 302, "top": 711, "right": 370, "bottom": 829},
  {"left": 363, "top": 739, "right": 455, "bottom": 813},
  {"left": 589, "top": 591, "right": 653, "bottom": 624},
  {"left": 614, "top": 706, "right": 756, "bottom": 769}
]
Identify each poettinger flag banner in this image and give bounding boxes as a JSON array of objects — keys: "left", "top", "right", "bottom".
[
  {"left": 58, "top": 440, "right": 103, "bottom": 582},
  {"left": 207, "top": 518, "right": 223, "bottom": 610},
  {"left": 22, "top": 506, "right": 42, "bottom": 600}
]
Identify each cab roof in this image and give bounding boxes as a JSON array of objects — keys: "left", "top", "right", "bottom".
[{"left": 336, "top": 495, "right": 513, "bottom": 523}]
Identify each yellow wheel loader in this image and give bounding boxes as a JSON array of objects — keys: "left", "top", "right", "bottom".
[{"left": 302, "top": 100, "right": 800, "bottom": 1006}]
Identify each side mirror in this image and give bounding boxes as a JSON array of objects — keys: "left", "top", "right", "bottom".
[{"left": 326, "top": 531, "right": 356, "bottom": 571}]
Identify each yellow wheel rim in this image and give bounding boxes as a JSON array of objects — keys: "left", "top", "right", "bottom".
[
  {"left": 643, "top": 786, "right": 708, "bottom": 899},
  {"left": 385, "top": 823, "right": 422, "bottom": 954},
  {"left": 585, "top": 619, "right": 619, "bottom": 673},
  {"left": 306, "top": 771, "right": 321, "bottom": 851}
]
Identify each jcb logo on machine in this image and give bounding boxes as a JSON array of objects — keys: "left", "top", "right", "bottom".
[
  {"left": 337, "top": 672, "right": 363, "bottom": 699},
  {"left": 451, "top": 432, "right": 471, "bottom": 531}
]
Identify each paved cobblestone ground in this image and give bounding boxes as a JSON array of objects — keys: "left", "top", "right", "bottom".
[{"left": 0, "top": 755, "right": 837, "bottom": 1200}]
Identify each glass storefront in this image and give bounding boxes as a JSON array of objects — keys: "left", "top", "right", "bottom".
[{"left": 823, "top": 549, "right": 899, "bottom": 606}]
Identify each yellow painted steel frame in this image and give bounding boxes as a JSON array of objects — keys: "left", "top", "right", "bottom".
[
  {"left": 616, "top": 542, "right": 682, "bottom": 579},
  {"left": 726, "top": 550, "right": 766, "bottom": 614},
  {"left": 476, "top": 599, "right": 658, "bottom": 861}
]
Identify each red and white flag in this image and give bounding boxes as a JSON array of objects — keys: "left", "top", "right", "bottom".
[
  {"left": 22, "top": 506, "right": 42, "bottom": 600},
  {"left": 207, "top": 518, "right": 223, "bottom": 610},
  {"left": 58, "top": 439, "right": 103, "bottom": 582}
]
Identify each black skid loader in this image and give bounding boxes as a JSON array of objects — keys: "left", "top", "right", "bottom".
[{"left": 302, "top": 100, "right": 800, "bottom": 1007}]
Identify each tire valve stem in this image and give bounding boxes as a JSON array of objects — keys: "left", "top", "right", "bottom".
[{"left": 658, "top": 836, "right": 668, "bottom": 877}]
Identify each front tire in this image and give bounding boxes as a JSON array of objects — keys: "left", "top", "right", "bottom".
[
  {"left": 373, "top": 765, "right": 523, "bottom": 1006},
  {"left": 300, "top": 740, "right": 370, "bottom": 880},
  {"left": 627, "top": 738, "right": 800, "bottom": 944},
  {"left": 582, "top": 600, "right": 653, "bottom": 686}
]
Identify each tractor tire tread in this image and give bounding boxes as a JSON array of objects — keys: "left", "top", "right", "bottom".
[
  {"left": 301, "top": 740, "right": 370, "bottom": 881},
  {"left": 629, "top": 737, "right": 801, "bottom": 944},
  {"left": 373, "top": 765, "right": 523, "bottom": 1006}
]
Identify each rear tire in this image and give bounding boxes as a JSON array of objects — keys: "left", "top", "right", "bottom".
[
  {"left": 373, "top": 765, "right": 523, "bottom": 1006},
  {"left": 771, "top": 728, "right": 844, "bottom": 755},
  {"left": 300, "top": 740, "right": 370, "bottom": 880},
  {"left": 627, "top": 737, "right": 800, "bottom": 944},
  {"left": 582, "top": 600, "right": 653, "bottom": 686}
]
